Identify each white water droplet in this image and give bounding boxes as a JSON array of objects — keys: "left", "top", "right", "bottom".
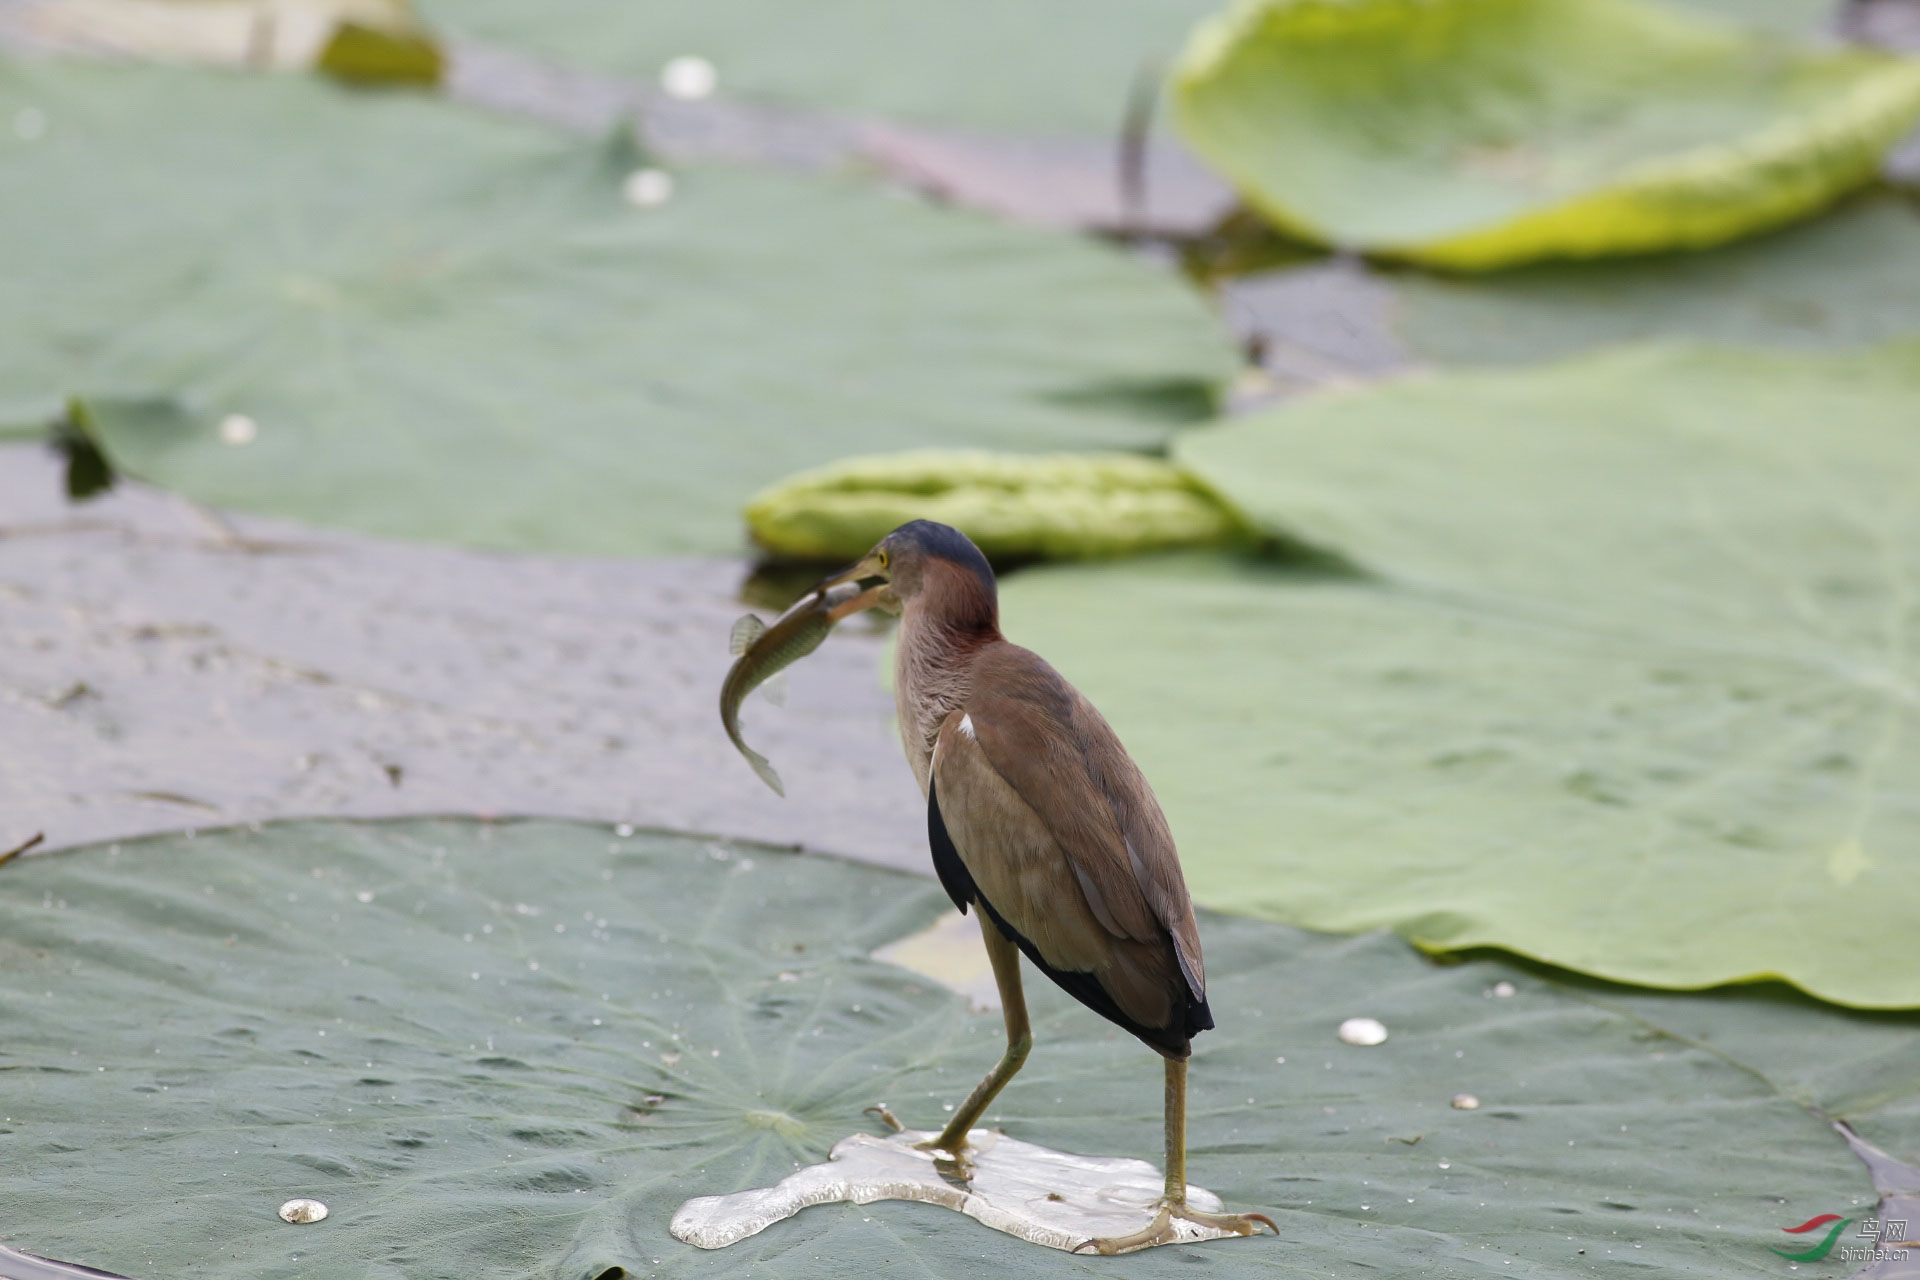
[
  {"left": 1490, "top": 981, "right": 1517, "bottom": 998},
  {"left": 1451, "top": 1093, "right": 1481, "bottom": 1110},
  {"left": 615, "top": 823, "right": 634, "bottom": 837},
  {"left": 218, "top": 413, "right": 258, "bottom": 446},
  {"left": 623, "top": 168, "right": 674, "bottom": 208},
  {"left": 660, "top": 56, "right": 716, "bottom": 100},
  {"left": 1337, "top": 1017, "right": 1388, "bottom": 1046}
]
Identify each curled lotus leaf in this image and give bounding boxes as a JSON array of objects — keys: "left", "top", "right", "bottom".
[
  {"left": 1172, "top": 0, "right": 1920, "bottom": 269},
  {"left": 744, "top": 449, "right": 1252, "bottom": 562}
]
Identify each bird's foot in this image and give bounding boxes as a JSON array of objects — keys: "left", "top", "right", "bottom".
[
  {"left": 865, "top": 1105, "right": 975, "bottom": 1184},
  {"left": 1073, "top": 1199, "right": 1277, "bottom": 1255},
  {"left": 913, "top": 1135, "right": 976, "bottom": 1187}
]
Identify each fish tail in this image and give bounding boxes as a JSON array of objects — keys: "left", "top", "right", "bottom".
[{"left": 748, "top": 749, "right": 785, "bottom": 797}]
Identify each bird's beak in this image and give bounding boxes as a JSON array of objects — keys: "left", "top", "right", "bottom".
[{"left": 816, "top": 551, "right": 896, "bottom": 620}]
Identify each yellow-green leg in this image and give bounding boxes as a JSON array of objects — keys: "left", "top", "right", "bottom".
[
  {"left": 1075, "top": 1057, "right": 1278, "bottom": 1254},
  {"left": 884, "top": 908, "right": 1029, "bottom": 1176}
]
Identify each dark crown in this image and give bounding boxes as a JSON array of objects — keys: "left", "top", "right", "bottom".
[{"left": 892, "top": 520, "right": 997, "bottom": 594}]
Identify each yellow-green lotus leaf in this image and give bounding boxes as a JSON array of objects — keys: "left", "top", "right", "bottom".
[
  {"left": 744, "top": 449, "right": 1251, "bottom": 561},
  {"left": 1172, "top": 0, "right": 1920, "bottom": 269}
]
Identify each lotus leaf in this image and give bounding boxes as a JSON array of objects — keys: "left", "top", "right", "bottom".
[
  {"left": 415, "top": 0, "right": 1224, "bottom": 135},
  {"left": 1171, "top": 0, "right": 1920, "bottom": 269},
  {"left": 0, "top": 61, "right": 1235, "bottom": 556},
  {"left": 2, "top": 819, "right": 1909, "bottom": 1277},
  {"left": 991, "top": 344, "right": 1920, "bottom": 1005},
  {"left": 1395, "top": 193, "right": 1920, "bottom": 365},
  {"left": 11, "top": 0, "right": 428, "bottom": 74},
  {"left": 743, "top": 450, "right": 1251, "bottom": 562}
]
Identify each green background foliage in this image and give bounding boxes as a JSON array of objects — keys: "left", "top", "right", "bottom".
[
  {"left": 417, "top": 0, "right": 1224, "bottom": 134},
  {"left": 0, "top": 61, "right": 1234, "bottom": 556}
]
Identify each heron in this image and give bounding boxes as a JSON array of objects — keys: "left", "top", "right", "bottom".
[{"left": 813, "top": 520, "right": 1275, "bottom": 1254}]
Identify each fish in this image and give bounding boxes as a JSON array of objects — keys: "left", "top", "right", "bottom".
[{"left": 720, "top": 580, "right": 864, "bottom": 796}]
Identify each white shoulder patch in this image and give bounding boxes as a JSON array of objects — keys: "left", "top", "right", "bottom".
[{"left": 958, "top": 713, "right": 976, "bottom": 739}]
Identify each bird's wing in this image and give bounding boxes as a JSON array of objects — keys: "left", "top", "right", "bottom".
[{"left": 929, "top": 642, "right": 1206, "bottom": 1009}]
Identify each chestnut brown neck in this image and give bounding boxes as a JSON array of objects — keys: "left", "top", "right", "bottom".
[{"left": 893, "top": 560, "right": 1001, "bottom": 793}]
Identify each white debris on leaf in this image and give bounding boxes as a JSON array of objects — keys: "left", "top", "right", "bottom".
[
  {"left": 1337, "top": 1016, "right": 1388, "bottom": 1046},
  {"left": 278, "top": 1197, "right": 328, "bottom": 1224},
  {"left": 671, "top": 1128, "right": 1246, "bottom": 1254}
]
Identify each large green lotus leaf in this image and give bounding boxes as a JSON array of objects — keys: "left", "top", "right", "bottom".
[
  {"left": 416, "top": 0, "right": 1222, "bottom": 135},
  {"left": 1171, "top": 0, "right": 1920, "bottom": 269},
  {"left": 1002, "top": 557, "right": 1920, "bottom": 1008},
  {"left": 0, "top": 819, "right": 1897, "bottom": 1277},
  {"left": 0, "top": 61, "right": 1234, "bottom": 557},
  {"left": 1395, "top": 193, "right": 1920, "bottom": 366},
  {"left": 1176, "top": 343, "right": 1920, "bottom": 643},
  {"left": 743, "top": 449, "right": 1251, "bottom": 562},
  {"left": 990, "top": 345, "right": 1920, "bottom": 1004}
]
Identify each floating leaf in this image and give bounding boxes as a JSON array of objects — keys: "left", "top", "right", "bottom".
[
  {"left": 14, "top": 0, "right": 431, "bottom": 76},
  {"left": 0, "top": 819, "right": 1898, "bottom": 1277},
  {"left": 995, "top": 344, "right": 1920, "bottom": 1005},
  {"left": 50, "top": 398, "right": 117, "bottom": 501},
  {"left": 1395, "top": 192, "right": 1920, "bottom": 366},
  {"left": 315, "top": 20, "right": 443, "bottom": 85},
  {"left": 743, "top": 450, "right": 1251, "bottom": 562},
  {"left": 0, "top": 61, "right": 1235, "bottom": 556},
  {"left": 1171, "top": 0, "right": 1920, "bottom": 268},
  {"left": 414, "top": 0, "right": 1225, "bottom": 134}
]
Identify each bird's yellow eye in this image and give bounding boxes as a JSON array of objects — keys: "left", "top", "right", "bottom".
[{"left": 877, "top": 549, "right": 889, "bottom": 569}]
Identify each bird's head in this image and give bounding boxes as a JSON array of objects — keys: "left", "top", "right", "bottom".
[{"left": 816, "top": 520, "right": 998, "bottom": 632}]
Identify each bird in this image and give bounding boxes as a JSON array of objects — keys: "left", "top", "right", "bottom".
[{"left": 813, "top": 520, "right": 1276, "bottom": 1254}]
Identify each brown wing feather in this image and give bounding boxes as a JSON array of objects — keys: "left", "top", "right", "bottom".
[
  {"left": 931, "top": 708, "right": 1190, "bottom": 1050},
  {"left": 928, "top": 641, "right": 1210, "bottom": 1053},
  {"left": 965, "top": 643, "right": 1205, "bottom": 1000}
]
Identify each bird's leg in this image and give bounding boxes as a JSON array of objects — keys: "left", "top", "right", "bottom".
[
  {"left": 914, "top": 909, "right": 1031, "bottom": 1179},
  {"left": 1074, "top": 1057, "right": 1278, "bottom": 1254}
]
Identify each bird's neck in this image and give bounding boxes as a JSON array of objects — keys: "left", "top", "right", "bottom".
[{"left": 893, "top": 600, "right": 999, "bottom": 796}]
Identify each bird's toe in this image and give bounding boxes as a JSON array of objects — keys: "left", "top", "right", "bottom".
[
  {"left": 1074, "top": 1201, "right": 1277, "bottom": 1254},
  {"left": 1174, "top": 1205, "right": 1279, "bottom": 1238},
  {"left": 1073, "top": 1205, "right": 1175, "bottom": 1255}
]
